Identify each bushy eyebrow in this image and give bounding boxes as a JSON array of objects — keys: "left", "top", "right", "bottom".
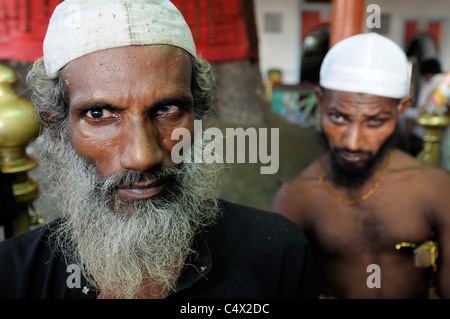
[
  {"left": 70, "top": 92, "right": 194, "bottom": 115},
  {"left": 326, "top": 104, "right": 394, "bottom": 117},
  {"left": 365, "top": 111, "right": 393, "bottom": 118},
  {"left": 152, "top": 93, "right": 194, "bottom": 110},
  {"left": 70, "top": 102, "right": 123, "bottom": 114},
  {"left": 327, "top": 107, "right": 349, "bottom": 117}
]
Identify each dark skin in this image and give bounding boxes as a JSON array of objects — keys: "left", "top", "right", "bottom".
[
  {"left": 62, "top": 45, "right": 194, "bottom": 201},
  {"left": 272, "top": 88, "right": 450, "bottom": 298},
  {"left": 61, "top": 45, "right": 195, "bottom": 298}
]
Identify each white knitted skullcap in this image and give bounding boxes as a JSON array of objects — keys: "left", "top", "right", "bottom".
[
  {"left": 320, "top": 33, "right": 410, "bottom": 98},
  {"left": 43, "top": 0, "right": 196, "bottom": 76}
]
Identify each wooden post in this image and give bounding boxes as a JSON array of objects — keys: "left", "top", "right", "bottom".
[{"left": 330, "top": 0, "right": 365, "bottom": 47}]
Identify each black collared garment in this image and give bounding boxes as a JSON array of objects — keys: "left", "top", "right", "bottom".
[{"left": 0, "top": 200, "right": 317, "bottom": 299}]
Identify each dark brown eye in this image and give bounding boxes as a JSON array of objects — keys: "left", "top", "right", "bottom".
[
  {"left": 367, "top": 118, "right": 388, "bottom": 127},
  {"left": 329, "top": 112, "right": 346, "bottom": 124},
  {"left": 157, "top": 105, "right": 180, "bottom": 115},
  {"left": 88, "top": 108, "right": 104, "bottom": 119},
  {"left": 86, "top": 108, "right": 114, "bottom": 120}
]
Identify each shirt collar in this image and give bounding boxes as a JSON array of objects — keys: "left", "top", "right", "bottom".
[
  {"left": 62, "top": 228, "right": 213, "bottom": 298},
  {"left": 169, "top": 232, "right": 212, "bottom": 296}
]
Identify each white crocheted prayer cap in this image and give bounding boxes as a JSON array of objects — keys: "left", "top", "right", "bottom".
[
  {"left": 43, "top": 0, "right": 196, "bottom": 76},
  {"left": 320, "top": 33, "right": 410, "bottom": 98}
]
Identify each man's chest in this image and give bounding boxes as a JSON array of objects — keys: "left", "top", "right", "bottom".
[{"left": 307, "top": 195, "right": 433, "bottom": 257}]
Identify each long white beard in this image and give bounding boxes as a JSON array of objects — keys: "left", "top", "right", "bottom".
[{"left": 32, "top": 131, "right": 222, "bottom": 298}]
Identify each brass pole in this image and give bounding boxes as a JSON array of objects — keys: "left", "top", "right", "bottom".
[
  {"left": 0, "top": 65, "right": 42, "bottom": 238},
  {"left": 416, "top": 113, "right": 450, "bottom": 166}
]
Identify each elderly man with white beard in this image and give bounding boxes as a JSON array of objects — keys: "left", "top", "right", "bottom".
[{"left": 0, "top": 0, "right": 316, "bottom": 299}]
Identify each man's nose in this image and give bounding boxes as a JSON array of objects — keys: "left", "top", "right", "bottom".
[
  {"left": 342, "top": 125, "right": 364, "bottom": 152},
  {"left": 120, "top": 121, "right": 164, "bottom": 172}
]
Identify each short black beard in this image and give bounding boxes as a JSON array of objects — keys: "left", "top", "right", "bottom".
[{"left": 318, "top": 128, "right": 398, "bottom": 190}]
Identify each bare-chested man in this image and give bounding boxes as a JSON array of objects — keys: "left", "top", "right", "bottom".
[{"left": 272, "top": 33, "right": 450, "bottom": 299}]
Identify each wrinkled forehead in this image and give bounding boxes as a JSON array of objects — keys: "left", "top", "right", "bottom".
[
  {"left": 61, "top": 44, "right": 192, "bottom": 76},
  {"left": 60, "top": 45, "right": 193, "bottom": 105},
  {"left": 322, "top": 88, "right": 399, "bottom": 108}
]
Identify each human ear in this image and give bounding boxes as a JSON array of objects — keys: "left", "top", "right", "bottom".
[
  {"left": 315, "top": 86, "right": 324, "bottom": 112},
  {"left": 397, "top": 96, "right": 413, "bottom": 118},
  {"left": 39, "top": 109, "right": 68, "bottom": 140}
]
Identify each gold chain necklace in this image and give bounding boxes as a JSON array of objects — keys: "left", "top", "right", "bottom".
[{"left": 317, "top": 151, "right": 393, "bottom": 206}]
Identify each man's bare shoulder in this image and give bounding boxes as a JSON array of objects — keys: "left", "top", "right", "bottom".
[
  {"left": 272, "top": 159, "right": 320, "bottom": 224},
  {"left": 389, "top": 150, "right": 450, "bottom": 204},
  {"left": 281, "top": 160, "right": 319, "bottom": 190},
  {"left": 274, "top": 160, "right": 320, "bottom": 203},
  {"left": 391, "top": 150, "right": 449, "bottom": 183}
]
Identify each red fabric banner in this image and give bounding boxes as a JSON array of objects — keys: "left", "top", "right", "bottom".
[
  {"left": 0, "top": 0, "right": 257, "bottom": 63},
  {"left": 171, "top": 0, "right": 258, "bottom": 62},
  {"left": 0, "top": 0, "right": 62, "bottom": 62}
]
